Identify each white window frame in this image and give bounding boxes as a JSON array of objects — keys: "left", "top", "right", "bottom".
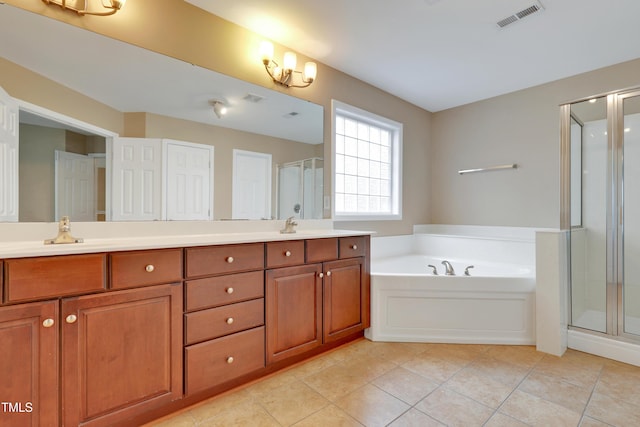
[{"left": 332, "top": 100, "right": 403, "bottom": 221}]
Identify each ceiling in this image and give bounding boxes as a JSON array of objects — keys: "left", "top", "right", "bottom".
[{"left": 186, "top": 0, "right": 640, "bottom": 112}]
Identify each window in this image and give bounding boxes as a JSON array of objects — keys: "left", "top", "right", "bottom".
[{"left": 332, "top": 100, "right": 402, "bottom": 220}]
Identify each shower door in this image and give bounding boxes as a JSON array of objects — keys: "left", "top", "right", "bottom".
[
  {"left": 567, "top": 90, "right": 640, "bottom": 340},
  {"left": 620, "top": 91, "right": 640, "bottom": 337}
]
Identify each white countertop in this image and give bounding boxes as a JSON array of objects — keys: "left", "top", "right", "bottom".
[{"left": 0, "top": 229, "right": 373, "bottom": 259}]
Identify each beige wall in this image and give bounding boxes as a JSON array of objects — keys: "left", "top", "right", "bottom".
[
  {"left": 431, "top": 58, "right": 640, "bottom": 228},
  {"left": 5, "top": 0, "right": 432, "bottom": 235}
]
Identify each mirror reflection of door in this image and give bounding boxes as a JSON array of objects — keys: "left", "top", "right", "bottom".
[
  {"left": 232, "top": 149, "right": 272, "bottom": 220},
  {"left": 54, "top": 150, "right": 96, "bottom": 222},
  {"left": 0, "top": 85, "right": 19, "bottom": 222}
]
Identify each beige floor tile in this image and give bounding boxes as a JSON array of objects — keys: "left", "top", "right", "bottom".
[
  {"left": 303, "top": 362, "right": 371, "bottom": 401},
  {"left": 187, "top": 388, "right": 254, "bottom": 423},
  {"left": 195, "top": 401, "right": 280, "bottom": 427},
  {"left": 483, "top": 412, "right": 530, "bottom": 427},
  {"left": 336, "top": 384, "right": 410, "bottom": 427},
  {"left": 485, "top": 345, "right": 544, "bottom": 368},
  {"left": 422, "top": 343, "right": 489, "bottom": 364},
  {"left": 444, "top": 368, "right": 515, "bottom": 408},
  {"left": 499, "top": 389, "right": 582, "bottom": 426},
  {"left": 288, "top": 352, "right": 341, "bottom": 379},
  {"left": 245, "top": 368, "right": 300, "bottom": 401},
  {"left": 518, "top": 371, "right": 592, "bottom": 413},
  {"left": 293, "top": 404, "right": 363, "bottom": 427},
  {"left": 579, "top": 415, "right": 615, "bottom": 426},
  {"left": 594, "top": 361, "right": 640, "bottom": 405},
  {"left": 387, "top": 408, "right": 445, "bottom": 426},
  {"left": 363, "top": 341, "right": 428, "bottom": 364},
  {"left": 257, "top": 379, "right": 329, "bottom": 426},
  {"left": 533, "top": 354, "right": 602, "bottom": 390},
  {"left": 415, "top": 387, "right": 494, "bottom": 427},
  {"left": 401, "top": 352, "right": 467, "bottom": 383},
  {"left": 585, "top": 391, "right": 640, "bottom": 427},
  {"left": 145, "top": 411, "right": 196, "bottom": 427},
  {"left": 340, "top": 353, "right": 398, "bottom": 383},
  {"left": 372, "top": 366, "right": 439, "bottom": 405},
  {"left": 465, "top": 355, "right": 530, "bottom": 388}
]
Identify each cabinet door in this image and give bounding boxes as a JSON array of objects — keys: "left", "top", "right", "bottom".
[
  {"left": 323, "top": 258, "right": 366, "bottom": 343},
  {"left": 62, "top": 284, "right": 182, "bottom": 427},
  {"left": 110, "top": 137, "right": 162, "bottom": 221},
  {"left": 266, "top": 264, "right": 322, "bottom": 364},
  {"left": 0, "top": 301, "right": 58, "bottom": 427}
]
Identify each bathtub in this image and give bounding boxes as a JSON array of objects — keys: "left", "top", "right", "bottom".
[{"left": 365, "top": 225, "right": 537, "bottom": 345}]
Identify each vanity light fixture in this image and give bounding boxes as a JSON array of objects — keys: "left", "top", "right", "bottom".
[
  {"left": 41, "top": 0, "right": 126, "bottom": 16},
  {"left": 210, "top": 100, "right": 228, "bottom": 119},
  {"left": 260, "top": 41, "right": 317, "bottom": 88}
]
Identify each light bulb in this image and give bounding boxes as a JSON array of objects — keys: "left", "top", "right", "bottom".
[
  {"left": 260, "top": 41, "right": 274, "bottom": 64},
  {"left": 283, "top": 52, "right": 297, "bottom": 71},
  {"left": 303, "top": 62, "right": 317, "bottom": 82}
]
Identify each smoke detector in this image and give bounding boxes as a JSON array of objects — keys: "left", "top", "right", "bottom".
[{"left": 496, "top": 1, "right": 544, "bottom": 28}]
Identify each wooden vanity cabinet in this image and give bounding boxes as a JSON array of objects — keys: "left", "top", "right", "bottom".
[
  {"left": 184, "top": 245, "right": 266, "bottom": 396},
  {"left": 0, "top": 300, "right": 59, "bottom": 427},
  {"left": 62, "top": 283, "right": 183, "bottom": 427}
]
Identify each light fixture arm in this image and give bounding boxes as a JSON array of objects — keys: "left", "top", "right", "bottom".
[
  {"left": 262, "top": 60, "right": 314, "bottom": 89},
  {"left": 260, "top": 42, "right": 316, "bottom": 89},
  {"left": 41, "top": 0, "right": 126, "bottom": 16}
]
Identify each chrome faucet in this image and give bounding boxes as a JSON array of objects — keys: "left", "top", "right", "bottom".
[
  {"left": 44, "top": 216, "right": 84, "bottom": 245},
  {"left": 464, "top": 265, "right": 475, "bottom": 276},
  {"left": 427, "top": 264, "right": 438, "bottom": 275},
  {"left": 441, "top": 260, "right": 455, "bottom": 276},
  {"left": 280, "top": 216, "right": 298, "bottom": 234}
]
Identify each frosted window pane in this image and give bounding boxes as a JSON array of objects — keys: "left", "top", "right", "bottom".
[
  {"left": 358, "top": 140, "right": 370, "bottom": 159},
  {"left": 345, "top": 137, "right": 358, "bottom": 156},
  {"left": 345, "top": 175, "right": 357, "bottom": 193},
  {"left": 345, "top": 119, "right": 357, "bottom": 137},
  {"left": 335, "top": 193, "right": 344, "bottom": 212},
  {"left": 357, "top": 177, "right": 369, "bottom": 194},
  {"left": 335, "top": 174, "right": 345, "bottom": 193},
  {"left": 358, "top": 123, "right": 369, "bottom": 140},
  {"left": 336, "top": 116, "right": 344, "bottom": 134},
  {"left": 370, "top": 128, "right": 380, "bottom": 144},
  {"left": 370, "top": 196, "right": 380, "bottom": 212},
  {"left": 370, "top": 161, "right": 380, "bottom": 178},
  {"left": 381, "top": 197, "right": 390, "bottom": 212},
  {"left": 380, "top": 146, "right": 390, "bottom": 163},
  {"left": 335, "top": 154, "right": 345, "bottom": 174},
  {"left": 370, "top": 178, "right": 380, "bottom": 196},
  {"left": 370, "top": 144, "right": 380, "bottom": 161},
  {"left": 345, "top": 194, "right": 357, "bottom": 211},
  {"left": 358, "top": 158, "right": 370, "bottom": 177},
  {"left": 336, "top": 135, "right": 345, "bottom": 154},
  {"left": 357, "top": 195, "right": 368, "bottom": 211},
  {"left": 380, "top": 163, "right": 390, "bottom": 180},
  {"left": 381, "top": 180, "right": 390, "bottom": 196},
  {"left": 345, "top": 156, "right": 357, "bottom": 175},
  {"left": 381, "top": 130, "right": 390, "bottom": 146}
]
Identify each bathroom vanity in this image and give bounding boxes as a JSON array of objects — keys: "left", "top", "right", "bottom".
[{"left": 0, "top": 230, "right": 370, "bottom": 427}]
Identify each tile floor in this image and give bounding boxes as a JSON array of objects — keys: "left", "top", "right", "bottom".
[{"left": 146, "top": 339, "right": 640, "bottom": 427}]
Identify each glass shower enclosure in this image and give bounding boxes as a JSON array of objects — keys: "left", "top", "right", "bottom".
[
  {"left": 276, "top": 157, "right": 323, "bottom": 220},
  {"left": 565, "top": 89, "right": 640, "bottom": 340}
]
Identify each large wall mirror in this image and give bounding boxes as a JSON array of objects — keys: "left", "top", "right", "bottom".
[{"left": 0, "top": 5, "right": 324, "bottom": 223}]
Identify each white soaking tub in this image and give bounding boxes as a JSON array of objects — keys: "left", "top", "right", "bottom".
[{"left": 365, "top": 225, "right": 537, "bottom": 345}]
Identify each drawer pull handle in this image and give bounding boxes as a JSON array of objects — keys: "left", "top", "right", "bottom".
[
  {"left": 285, "top": 250, "right": 292, "bottom": 257},
  {"left": 351, "top": 244, "right": 358, "bottom": 250},
  {"left": 66, "top": 314, "right": 78, "bottom": 324},
  {"left": 318, "top": 272, "right": 324, "bottom": 278},
  {"left": 226, "top": 356, "right": 234, "bottom": 364},
  {"left": 145, "top": 264, "right": 155, "bottom": 273},
  {"left": 226, "top": 287, "right": 234, "bottom": 294},
  {"left": 226, "top": 317, "right": 234, "bottom": 325},
  {"left": 226, "top": 256, "right": 234, "bottom": 264},
  {"left": 43, "top": 318, "right": 55, "bottom": 328},
  {"left": 326, "top": 271, "right": 332, "bottom": 276}
]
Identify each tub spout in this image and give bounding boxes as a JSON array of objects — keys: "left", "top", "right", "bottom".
[
  {"left": 464, "top": 265, "right": 475, "bottom": 276},
  {"left": 427, "top": 264, "right": 438, "bottom": 275},
  {"left": 441, "top": 260, "right": 455, "bottom": 276}
]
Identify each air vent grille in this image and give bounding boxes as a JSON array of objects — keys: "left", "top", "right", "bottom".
[
  {"left": 497, "top": 2, "right": 544, "bottom": 28},
  {"left": 243, "top": 93, "right": 265, "bottom": 103}
]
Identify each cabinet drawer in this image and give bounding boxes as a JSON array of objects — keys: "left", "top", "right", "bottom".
[
  {"left": 266, "top": 240, "right": 305, "bottom": 268},
  {"left": 306, "top": 238, "right": 338, "bottom": 263},
  {"left": 5, "top": 254, "right": 106, "bottom": 303},
  {"left": 186, "top": 243, "right": 264, "bottom": 278},
  {"left": 185, "top": 326, "right": 265, "bottom": 395},
  {"left": 110, "top": 248, "right": 183, "bottom": 289},
  {"left": 185, "top": 298, "right": 264, "bottom": 345},
  {"left": 339, "top": 236, "right": 367, "bottom": 259},
  {"left": 185, "top": 270, "right": 264, "bottom": 312}
]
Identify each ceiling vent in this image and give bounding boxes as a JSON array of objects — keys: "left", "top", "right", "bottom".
[
  {"left": 243, "top": 93, "right": 265, "bottom": 103},
  {"left": 497, "top": 2, "right": 544, "bottom": 28}
]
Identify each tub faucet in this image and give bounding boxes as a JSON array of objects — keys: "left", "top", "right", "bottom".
[
  {"left": 427, "top": 264, "right": 438, "bottom": 275},
  {"left": 441, "top": 260, "right": 455, "bottom": 276}
]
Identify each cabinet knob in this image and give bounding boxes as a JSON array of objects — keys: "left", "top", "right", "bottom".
[
  {"left": 226, "top": 287, "right": 234, "bottom": 294},
  {"left": 42, "top": 318, "right": 55, "bottom": 328},
  {"left": 326, "top": 271, "right": 332, "bottom": 276},
  {"left": 318, "top": 272, "right": 324, "bottom": 278},
  {"left": 226, "top": 317, "right": 234, "bottom": 325},
  {"left": 351, "top": 244, "right": 358, "bottom": 250},
  {"left": 145, "top": 264, "right": 155, "bottom": 273},
  {"left": 65, "top": 314, "right": 78, "bottom": 324},
  {"left": 226, "top": 356, "right": 234, "bottom": 364},
  {"left": 284, "top": 250, "right": 292, "bottom": 257},
  {"left": 226, "top": 256, "right": 234, "bottom": 264}
]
